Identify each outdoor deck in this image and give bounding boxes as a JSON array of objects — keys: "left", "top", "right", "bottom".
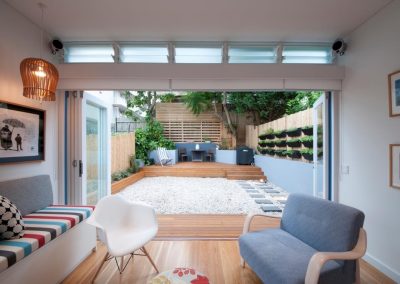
[{"left": 143, "top": 162, "right": 267, "bottom": 180}]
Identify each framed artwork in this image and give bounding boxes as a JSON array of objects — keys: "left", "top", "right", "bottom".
[
  {"left": 390, "top": 144, "right": 400, "bottom": 189},
  {"left": 388, "top": 70, "right": 400, "bottom": 117},
  {"left": 0, "top": 101, "right": 45, "bottom": 163}
]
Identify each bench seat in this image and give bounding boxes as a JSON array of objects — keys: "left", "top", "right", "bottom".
[{"left": 0, "top": 205, "right": 94, "bottom": 273}]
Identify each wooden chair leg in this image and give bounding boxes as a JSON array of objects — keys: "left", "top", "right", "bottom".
[
  {"left": 141, "top": 246, "right": 159, "bottom": 273},
  {"left": 92, "top": 252, "right": 110, "bottom": 283}
]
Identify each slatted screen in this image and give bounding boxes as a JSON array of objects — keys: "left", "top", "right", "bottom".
[{"left": 156, "top": 103, "right": 222, "bottom": 143}]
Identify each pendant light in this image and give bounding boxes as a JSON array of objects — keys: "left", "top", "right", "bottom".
[{"left": 20, "top": 3, "right": 59, "bottom": 101}]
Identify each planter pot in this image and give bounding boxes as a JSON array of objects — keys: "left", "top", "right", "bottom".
[
  {"left": 258, "top": 134, "right": 268, "bottom": 140},
  {"left": 287, "top": 141, "right": 301, "bottom": 147},
  {"left": 275, "top": 150, "right": 286, "bottom": 157},
  {"left": 266, "top": 141, "right": 275, "bottom": 147},
  {"left": 289, "top": 151, "right": 302, "bottom": 159},
  {"left": 302, "top": 140, "right": 313, "bottom": 148},
  {"left": 258, "top": 142, "right": 267, "bottom": 147},
  {"left": 265, "top": 134, "right": 275, "bottom": 139},
  {"left": 260, "top": 149, "right": 268, "bottom": 155},
  {"left": 302, "top": 127, "right": 313, "bottom": 135},
  {"left": 149, "top": 149, "right": 178, "bottom": 165},
  {"left": 216, "top": 149, "right": 236, "bottom": 164},
  {"left": 274, "top": 131, "right": 287, "bottom": 138},
  {"left": 266, "top": 149, "right": 276, "bottom": 156},
  {"left": 286, "top": 128, "right": 302, "bottom": 137},
  {"left": 275, "top": 140, "right": 287, "bottom": 147},
  {"left": 302, "top": 153, "right": 313, "bottom": 161}
]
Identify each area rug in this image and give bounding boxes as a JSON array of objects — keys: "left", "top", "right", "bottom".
[{"left": 150, "top": 267, "right": 209, "bottom": 284}]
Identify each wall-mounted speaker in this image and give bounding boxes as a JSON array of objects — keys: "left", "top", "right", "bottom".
[
  {"left": 49, "top": 39, "right": 64, "bottom": 55},
  {"left": 332, "top": 39, "right": 346, "bottom": 56}
]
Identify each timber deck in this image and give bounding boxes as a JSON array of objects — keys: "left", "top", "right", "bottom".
[{"left": 143, "top": 162, "right": 267, "bottom": 180}]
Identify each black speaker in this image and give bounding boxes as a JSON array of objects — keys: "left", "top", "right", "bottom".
[
  {"left": 49, "top": 39, "right": 64, "bottom": 55},
  {"left": 332, "top": 39, "right": 346, "bottom": 56}
]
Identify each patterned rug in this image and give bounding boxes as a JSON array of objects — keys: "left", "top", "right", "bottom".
[{"left": 150, "top": 267, "right": 210, "bottom": 284}]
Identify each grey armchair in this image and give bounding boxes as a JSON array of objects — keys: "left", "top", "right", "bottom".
[{"left": 239, "top": 194, "right": 366, "bottom": 284}]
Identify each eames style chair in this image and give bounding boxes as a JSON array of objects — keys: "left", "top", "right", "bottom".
[{"left": 87, "top": 195, "right": 159, "bottom": 282}]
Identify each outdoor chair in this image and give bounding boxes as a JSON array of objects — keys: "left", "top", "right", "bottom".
[
  {"left": 178, "top": 147, "right": 188, "bottom": 162},
  {"left": 157, "top": 147, "right": 172, "bottom": 166},
  {"left": 87, "top": 195, "right": 159, "bottom": 282},
  {"left": 239, "top": 193, "right": 367, "bottom": 284},
  {"left": 205, "top": 149, "right": 214, "bottom": 162}
]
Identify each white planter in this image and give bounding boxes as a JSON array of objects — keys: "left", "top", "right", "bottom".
[
  {"left": 216, "top": 149, "right": 236, "bottom": 164},
  {"left": 149, "top": 149, "right": 178, "bottom": 165}
]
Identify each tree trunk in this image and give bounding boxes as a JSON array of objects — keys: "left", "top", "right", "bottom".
[{"left": 222, "top": 92, "right": 236, "bottom": 137}]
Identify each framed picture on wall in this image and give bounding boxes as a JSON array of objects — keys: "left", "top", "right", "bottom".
[
  {"left": 390, "top": 144, "right": 400, "bottom": 189},
  {"left": 388, "top": 70, "right": 400, "bottom": 117},
  {"left": 0, "top": 101, "right": 45, "bottom": 163}
]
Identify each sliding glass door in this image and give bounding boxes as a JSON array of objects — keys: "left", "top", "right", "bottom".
[{"left": 65, "top": 91, "right": 111, "bottom": 205}]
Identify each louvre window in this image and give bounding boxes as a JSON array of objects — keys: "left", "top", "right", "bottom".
[
  {"left": 175, "top": 44, "right": 222, "bottom": 63},
  {"left": 120, "top": 44, "right": 169, "bottom": 63},
  {"left": 282, "top": 45, "right": 332, "bottom": 64},
  {"left": 229, "top": 45, "right": 276, "bottom": 63},
  {"left": 64, "top": 44, "right": 114, "bottom": 63}
]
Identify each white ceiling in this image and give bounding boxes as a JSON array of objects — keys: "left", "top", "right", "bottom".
[{"left": 5, "top": 0, "right": 392, "bottom": 42}]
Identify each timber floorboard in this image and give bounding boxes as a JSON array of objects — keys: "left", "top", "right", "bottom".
[{"left": 63, "top": 215, "right": 396, "bottom": 284}]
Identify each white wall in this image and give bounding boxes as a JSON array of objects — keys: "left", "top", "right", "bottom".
[
  {"left": 0, "top": 2, "right": 59, "bottom": 201},
  {"left": 340, "top": 0, "right": 400, "bottom": 281}
]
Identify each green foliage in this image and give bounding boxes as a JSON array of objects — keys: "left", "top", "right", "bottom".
[
  {"left": 182, "top": 92, "right": 222, "bottom": 115},
  {"left": 300, "top": 136, "right": 313, "bottom": 142},
  {"left": 265, "top": 128, "right": 274, "bottom": 134},
  {"left": 219, "top": 138, "right": 230, "bottom": 150},
  {"left": 287, "top": 138, "right": 301, "bottom": 143},
  {"left": 135, "top": 119, "right": 175, "bottom": 164},
  {"left": 159, "top": 93, "right": 177, "bottom": 103},
  {"left": 111, "top": 170, "right": 131, "bottom": 182},
  {"left": 286, "top": 91, "right": 322, "bottom": 115}
]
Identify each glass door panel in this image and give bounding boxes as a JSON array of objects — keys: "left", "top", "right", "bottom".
[{"left": 313, "top": 93, "right": 329, "bottom": 199}]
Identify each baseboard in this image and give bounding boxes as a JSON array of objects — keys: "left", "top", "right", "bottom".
[{"left": 363, "top": 253, "right": 400, "bottom": 283}]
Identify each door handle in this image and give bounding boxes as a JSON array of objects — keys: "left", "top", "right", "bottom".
[{"left": 79, "top": 160, "right": 83, "bottom": 177}]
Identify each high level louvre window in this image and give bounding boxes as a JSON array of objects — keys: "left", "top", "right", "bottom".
[
  {"left": 64, "top": 45, "right": 114, "bottom": 63},
  {"left": 228, "top": 45, "right": 277, "bottom": 63},
  {"left": 120, "top": 44, "right": 169, "bottom": 63},
  {"left": 282, "top": 45, "right": 332, "bottom": 64},
  {"left": 175, "top": 44, "right": 222, "bottom": 63}
]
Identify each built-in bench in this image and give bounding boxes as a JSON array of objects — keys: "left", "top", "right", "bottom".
[{"left": 0, "top": 175, "right": 96, "bottom": 284}]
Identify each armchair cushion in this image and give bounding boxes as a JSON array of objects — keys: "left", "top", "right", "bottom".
[
  {"left": 280, "top": 194, "right": 365, "bottom": 253},
  {"left": 239, "top": 228, "right": 345, "bottom": 284}
]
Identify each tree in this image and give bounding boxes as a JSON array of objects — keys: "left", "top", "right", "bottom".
[
  {"left": 122, "top": 91, "right": 178, "bottom": 120},
  {"left": 285, "top": 91, "right": 322, "bottom": 115}
]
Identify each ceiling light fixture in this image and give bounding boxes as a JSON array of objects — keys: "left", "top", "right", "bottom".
[{"left": 20, "top": 3, "right": 59, "bottom": 101}]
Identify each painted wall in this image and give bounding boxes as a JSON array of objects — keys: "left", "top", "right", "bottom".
[
  {"left": 255, "top": 155, "right": 315, "bottom": 195},
  {"left": 0, "top": 2, "right": 59, "bottom": 201},
  {"left": 339, "top": 1, "right": 400, "bottom": 281}
]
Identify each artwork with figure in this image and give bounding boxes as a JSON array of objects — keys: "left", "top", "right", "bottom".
[
  {"left": 0, "top": 108, "right": 39, "bottom": 158},
  {"left": 395, "top": 79, "right": 400, "bottom": 106}
]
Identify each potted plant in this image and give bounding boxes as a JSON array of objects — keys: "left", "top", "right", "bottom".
[
  {"left": 300, "top": 149, "right": 313, "bottom": 161},
  {"left": 259, "top": 128, "right": 274, "bottom": 140},
  {"left": 286, "top": 127, "right": 302, "bottom": 137},
  {"left": 258, "top": 140, "right": 267, "bottom": 147},
  {"left": 274, "top": 139, "right": 287, "bottom": 147},
  {"left": 286, "top": 138, "right": 301, "bottom": 147},
  {"left": 274, "top": 130, "right": 287, "bottom": 138},
  {"left": 266, "top": 148, "right": 276, "bottom": 156},
  {"left": 275, "top": 149, "right": 287, "bottom": 157},
  {"left": 300, "top": 136, "right": 313, "bottom": 148},
  {"left": 284, "top": 149, "right": 301, "bottom": 159},
  {"left": 260, "top": 148, "right": 268, "bottom": 155},
  {"left": 302, "top": 125, "right": 313, "bottom": 135},
  {"left": 265, "top": 140, "right": 275, "bottom": 147}
]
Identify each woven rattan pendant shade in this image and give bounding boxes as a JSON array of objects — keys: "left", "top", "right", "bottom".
[{"left": 20, "top": 57, "right": 59, "bottom": 101}]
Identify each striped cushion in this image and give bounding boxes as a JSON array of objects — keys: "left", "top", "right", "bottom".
[{"left": 0, "top": 205, "right": 94, "bottom": 273}]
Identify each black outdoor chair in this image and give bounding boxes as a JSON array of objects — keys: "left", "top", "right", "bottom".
[
  {"left": 178, "top": 148, "right": 188, "bottom": 162},
  {"left": 205, "top": 149, "right": 214, "bottom": 162}
]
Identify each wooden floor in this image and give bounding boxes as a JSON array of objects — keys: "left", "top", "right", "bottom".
[
  {"left": 63, "top": 241, "right": 395, "bottom": 284},
  {"left": 156, "top": 214, "right": 280, "bottom": 239},
  {"left": 63, "top": 215, "right": 396, "bottom": 284},
  {"left": 144, "top": 162, "right": 267, "bottom": 180}
]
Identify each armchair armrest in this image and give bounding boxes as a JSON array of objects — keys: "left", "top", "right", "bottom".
[
  {"left": 242, "top": 212, "right": 281, "bottom": 235},
  {"left": 305, "top": 228, "right": 367, "bottom": 284}
]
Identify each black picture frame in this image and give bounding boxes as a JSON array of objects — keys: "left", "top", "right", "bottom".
[{"left": 0, "top": 101, "right": 45, "bottom": 163}]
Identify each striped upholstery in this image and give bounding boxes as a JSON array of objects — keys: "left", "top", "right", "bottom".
[{"left": 0, "top": 205, "right": 94, "bottom": 273}]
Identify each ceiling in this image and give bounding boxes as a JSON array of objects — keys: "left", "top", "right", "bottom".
[{"left": 5, "top": 0, "right": 392, "bottom": 43}]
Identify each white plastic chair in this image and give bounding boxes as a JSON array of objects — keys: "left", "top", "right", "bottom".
[
  {"left": 157, "top": 147, "right": 172, "bottom": 166},
  {"left": 86, "top": 195, "right": 159, "bottom": 282}
]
